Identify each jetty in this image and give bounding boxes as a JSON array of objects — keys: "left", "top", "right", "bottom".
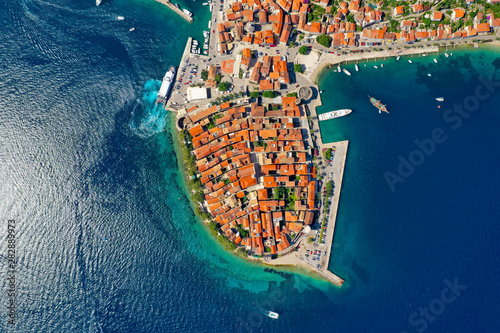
[
  {"left": 154, "top": 0, "right": 193, "bottom": 23},
  {"left": 320, "top": 140, "right": 348, "bottom": 284},
  {"left": 165, "top": 37, "right": 193, "bottom": 110}
]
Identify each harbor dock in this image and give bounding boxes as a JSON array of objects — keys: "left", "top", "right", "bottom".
[
  {"left": 154, "top": 0, "right": 194, "bottom": 23},
  {"left": 165, "top": 37, "right": 193, "bottom": 110},
  {"left": 320, "top": 140, "right": 348, "bottom": 281}
]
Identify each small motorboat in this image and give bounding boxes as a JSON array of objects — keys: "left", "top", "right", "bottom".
[
  {"left": 266, "top": 311, "right": 279, "bottom": 319},
  {"left": 435, "top": 97, "right": 444, "bottom": 102},
  {"left": 427, "top": 73, "right": 432, "bottom": 77},
  {"left": 434, "top": 58, "right": 438, "bottom": 63},
  {"left": 408, "top": 60, "right": 413, "bottom": 64},
  {"left": 396, "top": 56, "right": 400, "bottom": 61}
]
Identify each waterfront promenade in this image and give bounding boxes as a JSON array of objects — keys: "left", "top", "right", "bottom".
[{"left": 154, "top": 0, "right": 193, "bottom": 23}]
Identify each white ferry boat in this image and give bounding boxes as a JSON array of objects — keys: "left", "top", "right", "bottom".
[
  {"left": 183, "top": 9, "right": 193, "bottom": 16},
  {"left": 343, "top": 69, "right": 351, "bottom": 76},
  {"left": 318, "top": 109, "right": 352, "bottom": 121},
  {"left": 157, "top": 66, "right": 176, "bottom": 104},
  {"left": 266, "top": 311, "right": 279, "bottom": 319}
]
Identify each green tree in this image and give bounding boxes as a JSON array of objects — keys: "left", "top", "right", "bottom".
[
  {"left": 294, "top": 64, "right": 303, "bottom": 73},
  {"left": 324, "top": 148, "right": 332, "bottom": 160},
  {"left": 262, "top": 91, "right": 277, "bottom": 98},
  {"left": 218, "top": 81, "right": 230, "bottom": 92},
  {"left": 201, "top": 70, "right": 208, "bottom": 81},
  {"left": 250, "top": 91, "right": 260, "bottom": 98},
  {"left": 299, "top": 45, "right": 308, "bottom": 55},
  {"left": 316, "top": 34, "right": 332, "bottom": 47}
]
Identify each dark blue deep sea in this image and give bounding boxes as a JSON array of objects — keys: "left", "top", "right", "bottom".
[{"left": 0, "top": 0, "right": 499, "bottom": 332}]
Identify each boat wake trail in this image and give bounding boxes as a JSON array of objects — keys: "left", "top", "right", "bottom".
[{"left": 129, "top": 79, "right": 168, "bottom": 138}]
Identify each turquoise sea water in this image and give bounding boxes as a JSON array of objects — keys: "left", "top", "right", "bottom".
[{"left": 1, "top": 0, "right": 499, "bottom": 331}]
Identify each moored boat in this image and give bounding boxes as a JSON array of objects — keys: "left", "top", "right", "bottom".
[
  {"left": 157, "top": 66, "right": 176, "bottom": 104},
  {"left": 408, "top": 60, "right": 413, "bottom": 64},
  {"left": 343, "top": 68, "right": 351, "bottom": 76},
  {"left": 434, "top": 58, "right": 438, "bottom": 63},
  {"left": 368, "top": 95, "right": 389, "bottom": 114},
  {"left": 355, "top": 64, "right": 359, "bottom": 71},
  {"left": 445, "top": 53, "right": 449, "bottom": 57},
  {"left": 318, "top": 109, "right": 352, "bottom": 121},
  {"left": 183, "top": 9, "right": 193, "bottom": 16},
  {"left": 396, "top": 56, "right": 400, "bottom": 61},
  {"left": 337, "top": 65, "right": 341, "bottom": 72}
]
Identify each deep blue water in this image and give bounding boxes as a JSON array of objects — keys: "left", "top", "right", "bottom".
[{"left": 0, "top": 0, "right": 499, "bottom": 332}]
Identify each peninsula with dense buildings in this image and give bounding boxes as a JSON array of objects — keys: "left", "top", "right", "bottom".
[{"left": 159, "top": 0, "right": 500, "bottom": 285}]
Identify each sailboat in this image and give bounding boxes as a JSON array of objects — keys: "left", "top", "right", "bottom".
[{"left": 368, "top": 95, "right": 389, "bottom": 114}]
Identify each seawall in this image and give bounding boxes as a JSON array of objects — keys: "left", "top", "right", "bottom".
[{"left": 154, "top": 0, "right": 194, "bottom": 23}]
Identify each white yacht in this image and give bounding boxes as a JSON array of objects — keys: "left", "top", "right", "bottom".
[{"left": 318, "top": 109, "right": 352, "bottom": 121}]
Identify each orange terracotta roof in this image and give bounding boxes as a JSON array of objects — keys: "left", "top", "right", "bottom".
[
  {"left": 221, "top": 59, "right": 235, "bottom": 74},
  {"left": 477, "top": 22, "right": 490, "bottom": 33}
]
